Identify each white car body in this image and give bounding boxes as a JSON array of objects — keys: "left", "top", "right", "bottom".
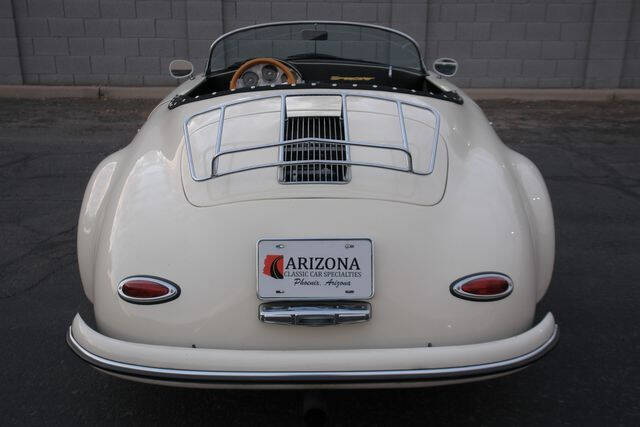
[{"left": 67, "top": 22, "right": 557, "bottom": 388}]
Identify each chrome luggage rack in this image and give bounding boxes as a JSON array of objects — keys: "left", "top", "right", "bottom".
[{"left": 182, "top": 92, "right": 441, "bottom": 182}]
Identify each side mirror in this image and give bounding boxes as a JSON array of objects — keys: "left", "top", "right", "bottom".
[
  {"left": 169, "top": 59, "right": 194, "bottom": 79},
  {"left": 433, "top": 58, "right": 458, "bottom": 78}
]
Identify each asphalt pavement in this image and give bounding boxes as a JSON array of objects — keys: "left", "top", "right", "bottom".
[{"left": 0, "top": 98, "right": 638, "bottom": 426}]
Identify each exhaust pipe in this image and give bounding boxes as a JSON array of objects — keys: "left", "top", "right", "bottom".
[{"left": 302, "top": 391, "right": 329, "bottom": 427}]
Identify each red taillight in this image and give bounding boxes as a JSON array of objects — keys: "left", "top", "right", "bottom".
[
  {"left": 122, "top": 280, "right": 169, "bottom": 298},
  {"left": 461, "top": 277, "right": 510, "bottom": 295},
  {"left": 117, "top": 277, "right": 179, "bottom": 304},
  {"left": 450, "top": 273, "right": 513, "bottom": 301}
]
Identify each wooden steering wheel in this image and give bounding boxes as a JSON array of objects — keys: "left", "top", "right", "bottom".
[{"left": 229, "top": 57, "right": 296, "bottom": 90}]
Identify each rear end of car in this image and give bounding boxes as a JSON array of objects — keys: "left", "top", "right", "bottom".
[{"left": 68, "top": 88, "right": 557, "bottom": 388}]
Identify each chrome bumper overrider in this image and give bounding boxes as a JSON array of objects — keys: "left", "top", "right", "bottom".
[{"left": 67, "top": 318, "right": 558, "bottom": 385}]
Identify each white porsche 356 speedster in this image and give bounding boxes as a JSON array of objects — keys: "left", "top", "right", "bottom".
[{"left": 67, "top": 21, "right": 558, "bottom": 388}]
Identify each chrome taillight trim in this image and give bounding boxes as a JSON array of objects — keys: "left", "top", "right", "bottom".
[
  {"left": 117, "top": 276, "right": 181, "bottom": 305},
  {"left": 450, "top": 272, "right": 513, "bottom": 302}
]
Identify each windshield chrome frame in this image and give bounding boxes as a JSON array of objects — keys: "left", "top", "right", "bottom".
[{"left": 205, "top": 21, "right": 428, "bottom": 75}]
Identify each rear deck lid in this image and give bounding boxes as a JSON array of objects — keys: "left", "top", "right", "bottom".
[{"left": 181, "top": 92, "right": 448, "bottom": 206}]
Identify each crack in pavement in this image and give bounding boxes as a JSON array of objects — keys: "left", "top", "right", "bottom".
[{"left": 0, "top": 225, "right": 76, "bottom": 271}]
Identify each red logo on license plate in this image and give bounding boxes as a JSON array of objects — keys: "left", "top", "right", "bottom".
[{"left": 263, "top": 255, "right": 284, "bottom": 279}]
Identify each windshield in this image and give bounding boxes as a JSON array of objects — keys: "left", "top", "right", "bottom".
[{"left": 208, "top": 22, "right": 425, "bottom": 73}]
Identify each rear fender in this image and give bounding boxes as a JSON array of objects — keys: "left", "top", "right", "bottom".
[
  {"left": 77, "top": 149, "right": 127, "bottom": 302},
  {"left": 506, "top": 149, "right": 555, "bottom": 301}
]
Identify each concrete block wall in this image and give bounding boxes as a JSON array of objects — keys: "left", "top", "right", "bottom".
[
  {"left": 1, "top": 0, "right": 638, "bottom": 88},
  {"left": 5, "top": 0, "right": 189, "bottom": 85},
  {"left": 1, "top": 0, "right": 23, "bottom": 83},
  {"left": 427, "top": 0, "right": 636, "bottom": 89},
  {"left": 619, "top": 0, "right": 639, "bottom": 88}
]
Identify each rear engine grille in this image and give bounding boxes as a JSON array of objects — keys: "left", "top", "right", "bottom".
[{"left": 280, "top": 116, "right": 349, "bottom": 184}]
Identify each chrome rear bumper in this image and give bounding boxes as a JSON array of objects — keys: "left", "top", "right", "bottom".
[{"left": 67, "top": 313, "right": 558, "bottom": 388}]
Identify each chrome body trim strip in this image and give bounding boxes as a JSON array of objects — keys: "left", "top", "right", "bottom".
[
  {"left": 184, "top": 91, "right": 441, "bottom": 182},
  {"left": 67, "top": 325, "right": 558, "bottom": 384}
]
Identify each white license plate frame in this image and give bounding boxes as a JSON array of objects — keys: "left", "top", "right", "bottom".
[{"left": 257, "top": 238, "right": 374, "bottom": 300}]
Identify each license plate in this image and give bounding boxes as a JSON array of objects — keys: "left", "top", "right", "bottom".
[{"left": 257, "top": 239, "right": 373, "bottom": 300}]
